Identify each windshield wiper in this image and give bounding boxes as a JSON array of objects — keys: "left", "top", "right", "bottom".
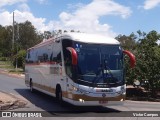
[
  {"left": 92, "top": 66, "right": 105, "bottom": 85},
  {"left": 92, "top": 59, "right": 119, "bottom": 85}
]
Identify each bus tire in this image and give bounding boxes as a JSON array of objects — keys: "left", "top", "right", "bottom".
[
  {"left": 56, "top": 85, "right": 63, "bottom": 104},
  {"left": 29, "top": 79, "right": 34, "bottom": 92}
]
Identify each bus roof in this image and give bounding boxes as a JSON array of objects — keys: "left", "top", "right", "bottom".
[
  {"left": 28, "top": 33, "right": 120, "bottom": 50},
  {"left": 61, "top": 32, "right": 120, "bottom": 45}
]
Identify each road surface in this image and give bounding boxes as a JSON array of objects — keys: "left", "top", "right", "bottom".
[{"left": 0, "top": 73, "right": 159, "bottom": 120}]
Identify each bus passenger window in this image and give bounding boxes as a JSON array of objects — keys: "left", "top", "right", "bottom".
[
  {"left": 43, "top": 53, "right": 48, "bottom": 62},
  {"left": 28, "top": 52, "right": 30, "bottom": 59},
  {"left": 62, "top": 39, "right": 73, "bottom": 78},
  {"left": 56, "top": 52, "right": 62, "bottom": 63}
]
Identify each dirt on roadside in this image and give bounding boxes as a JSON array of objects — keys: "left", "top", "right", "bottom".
[{"left": 0, "top": 91, "right": 27, "bottom": 110}]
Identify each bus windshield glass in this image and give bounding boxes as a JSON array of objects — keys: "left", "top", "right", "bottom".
[{"left": 73, "top": 42, "right": 124, "bottom": 87}]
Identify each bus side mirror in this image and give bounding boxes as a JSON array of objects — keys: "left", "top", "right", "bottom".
[
  {"left": 66, "top": 47, "right": 78, "bottom": 65},
  {"left": 123, "top": 50, "right": 136, "bottom": 68}
]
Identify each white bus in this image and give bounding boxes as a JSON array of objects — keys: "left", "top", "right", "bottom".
[{"left": 25, "top": 32, "right": 135, "bottom": 106}]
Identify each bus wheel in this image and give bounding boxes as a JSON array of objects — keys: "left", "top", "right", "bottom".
[
  {"left": 29, "top": 80, "right": 34, "bottom": 92},
  {"left": 56, "top": 86, "right": 63, "bottom": 103}
]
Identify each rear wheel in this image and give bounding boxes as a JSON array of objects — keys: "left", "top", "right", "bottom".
[{"left": 29, "top": 80, "right": 34, "bottom": 92}]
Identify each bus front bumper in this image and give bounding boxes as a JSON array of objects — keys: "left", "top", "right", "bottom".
[
  {"left": 72, "top": 100, "right": 124, "bottom": 106},
  {"left": 64, "top": 94, "right": 125, "bottom": 106}
]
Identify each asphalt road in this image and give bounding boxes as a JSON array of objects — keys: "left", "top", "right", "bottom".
[{"left": 0, "top": 73, "right": 159, "bottom": 120}]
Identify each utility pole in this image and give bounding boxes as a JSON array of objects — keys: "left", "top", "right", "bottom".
[
  {"left": 12, "top": 12, "right": 15, "bottom": 51},
  {"left": 12, "top": 11, "right": 18, "bottom": 71},
  {"left": 15, "top": 24, "right": 19, "bottom": 71}
]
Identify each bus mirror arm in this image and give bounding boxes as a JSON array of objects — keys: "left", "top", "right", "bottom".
[
  {"left": 66, "top": 47, "right": 78, "bottom": 65},
  {"left": 123, "top": 50, "right": 136, "bottom": 68}
]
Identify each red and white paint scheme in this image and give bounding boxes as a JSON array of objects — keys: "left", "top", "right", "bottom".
[{"left": 25, "top": 32, "right": 135, "bottom": 106}]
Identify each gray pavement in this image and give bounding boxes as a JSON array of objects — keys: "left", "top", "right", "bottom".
[{"left": 0, "top": 73, "right": 159, "bottom": 120}]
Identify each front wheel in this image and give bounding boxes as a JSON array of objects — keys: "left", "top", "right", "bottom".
[{"left": 56, "top": 87, "right": 63, "bottom": 104}]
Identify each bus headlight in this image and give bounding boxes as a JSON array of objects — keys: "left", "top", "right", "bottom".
[
  {"left": 71, "top": 85, "right": 79, "bottom": 91},
  {"left": 73, "top": 86, "right": 78, "bottom": 91},
  {"left": 71, "top": 85, "right": 90, "bottom": 94}
]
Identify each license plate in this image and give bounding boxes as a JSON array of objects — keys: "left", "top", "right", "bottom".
[{"left": 99, "top": 100, "right": 108, "bottom": 104}]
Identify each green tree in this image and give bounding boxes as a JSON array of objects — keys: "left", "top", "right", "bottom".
[
  {"left": 17, "top": 21, "right": 42, "bottom": 50},
  {"left": 115, "top": 33, "right": 137, "bottom": 85},
  {"left": 0, "top": 25, "right": 12, "bottom": 57},
  {"left": 136, "top": 30, "right": 160, "bottom": 96},
  {"left": 116, "top": 30, "right": 160, "bottom": 97}
]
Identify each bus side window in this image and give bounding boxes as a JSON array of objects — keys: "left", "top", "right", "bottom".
[
  {"left": 62, "top": 39, "right": 73, "bottom": 78},
  {"left": 52, "top": 42, "right": 62, "bottom": 64},
  {"left": 28, "top": 52, "right": 30, "bottom": 59},
  {"left": 38, "top": 56, "right": 43, "bottom": 62},
  {"left": 50, "top": 52, "right": 53, "bottom": 61},
  {"left": 43, "top": 53, "right": 48, "bottom": 62},
  {"left": 56, "top": 52, "right": 62, "bottom": 63},
  {"left": 26, "top": 51, "right": 30, "bottom": 63},
  {"left": 65, "top": 52, "right": 72, "bottom": 78}
]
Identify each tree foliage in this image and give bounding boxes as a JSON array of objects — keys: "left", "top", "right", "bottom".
[
  {"left": 0, "top": 21, "right": 43, "bottom": 56},
  {"left": 15, "top": 21, "right": 42, "bottom": 50},
  {"left": 0, "top": 21, "right": 44, "bottom": 69},
  {"left": 116, "top": 30, "right": 160, "bottom": 96}
]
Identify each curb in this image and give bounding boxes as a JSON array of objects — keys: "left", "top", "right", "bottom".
[
  {"left": 0, "top": 70, "right": 24, "bottom": 79},
  {"left": 125, "top": 100, "right": 160, "bottom": 104}
]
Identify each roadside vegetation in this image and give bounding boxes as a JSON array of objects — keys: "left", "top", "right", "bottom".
[
  {"left": 116, "top": 30, "right": 160, "bottom": 100},
  {"left": 0, "top": 59, "right": 23, "bottom": 74},
  {"left": 0, "top": 20, "right": 159, "bottom": 100}
]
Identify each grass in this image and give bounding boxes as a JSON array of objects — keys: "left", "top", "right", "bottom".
[
  {"left": 9, "top": 69, "right": 24, "bottom": 74},
  {"left": 0, "top": 60, "right": 24, "bottom": 74},
  {"left": 0, "top": 61, "right": 14, "bottom": 69}
]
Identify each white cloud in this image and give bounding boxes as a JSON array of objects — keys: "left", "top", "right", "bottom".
[
  {"left": 0, "top": 10, "right": 47, "bottom": 31},
  {"left": 143, "top": 0, "right": 160, "bottom": 10},
  {"left": 50, "top": 0, "right": 132, "bottom": 37},
  {"left": 0, "top": 0, "right": 49, "bottom": 32},
  {"left": 0, "top": 0, "right": 27, "bottom": 8},
  {"left": 35, "top": 0, "right": 48, "bottom": 4},
  {"left": 0, "top": 0, "right": 132, "bottom": 37},
  {"left": 67, "top": 3, "right": 85, "bottom": 10},
  {"left": 18, "top": 3, "right": 30, "bottom": 12}
]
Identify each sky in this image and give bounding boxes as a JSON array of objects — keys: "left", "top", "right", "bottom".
[{"left": 0, "top": 0, "right": 160, "bottom": 37}]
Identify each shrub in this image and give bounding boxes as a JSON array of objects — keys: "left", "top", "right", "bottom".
[
  {"left": 0, "top": 57, "right": 7, "bottom": 61},
  {"left": 13, "top": 50, "right": 26, "bottom": 69}
]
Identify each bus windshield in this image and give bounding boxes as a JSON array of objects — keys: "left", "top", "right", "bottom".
[{"left": 73, "top": 42, "right": 124, "bottom": 87}]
